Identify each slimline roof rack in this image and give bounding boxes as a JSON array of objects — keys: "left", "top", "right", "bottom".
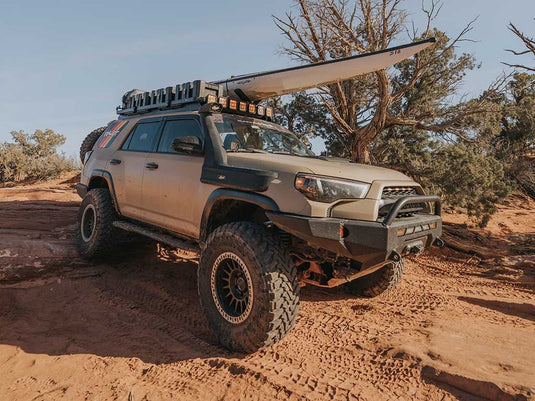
[
  {"left": 117, "top": 80, "right": 223, "bottom": 116},
  {"left": 116, "top": 80, "right": 274, "bottom": 121}
]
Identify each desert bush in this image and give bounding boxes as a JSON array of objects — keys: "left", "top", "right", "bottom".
[
  {"left": 370, "top": 127, "right": 512, "bottom": 227},
  {"left": 0, "top": 129, "right": 79, "bottom": 183},
  {"left": 422, "top": 144, "right": 512, "bottom": 227}
]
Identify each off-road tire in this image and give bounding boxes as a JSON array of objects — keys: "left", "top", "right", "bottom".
[
  {"left": 344, "top": 259, "right": 405, "bottom": 298},
  {"left": 198, "top": 222, "right": 299, "bottom": 353},
  {"left": 79, "top": 126, "right": 106, "bottom": 162},
  {"left": 76, "top": 188, "right": 116, "bottom": 258}
]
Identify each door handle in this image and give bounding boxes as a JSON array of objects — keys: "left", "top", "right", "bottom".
[
  {"left": 145, "top": 162, "right": 158, "bottom": 170},
  {"left": 109, "top": 159, "right": 121, "bottom": 165}
]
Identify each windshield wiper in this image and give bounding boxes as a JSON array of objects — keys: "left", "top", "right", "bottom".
[
  {"left": 270, "top": 150, "right": 323, "bottom": 159},
  {"left": 226, "top": 148, "right": 268, "bottom": 154}
]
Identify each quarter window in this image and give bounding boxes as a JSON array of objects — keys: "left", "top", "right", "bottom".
[
  {"left": 157, "top": 119, "right": 203, "bottom": 153},
  {"left": 122, "top": 121, "right": 160, "bottom": 152}
]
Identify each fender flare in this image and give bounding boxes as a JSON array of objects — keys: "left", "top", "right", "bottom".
[
  {"left": 200, "top": 188, "right": 279, "bottom": 242},
  {"left": 88, "top": 169, "right": 121, "bottom": 215}
]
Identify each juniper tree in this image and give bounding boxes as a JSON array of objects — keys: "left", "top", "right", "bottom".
[{"left": 273, "top": 0, "right": 500, "bottom": 163}]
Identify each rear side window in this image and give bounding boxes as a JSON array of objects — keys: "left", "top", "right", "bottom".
[
  {"left": 157, "top": 119, "right": 203, "bottom": 153},
  {"left": 122, "top": 121, "right": 160, "bottom": 152}
]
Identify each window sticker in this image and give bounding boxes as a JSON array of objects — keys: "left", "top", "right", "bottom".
[{"left": 97, "top": 120, "right": 129, "bottom": 148}]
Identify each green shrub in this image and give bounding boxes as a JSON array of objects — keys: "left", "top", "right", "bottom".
[
  {"left": 0, "top": 129, "right": 79, "bottom": 183},
  {"left": 423, "top": 144, "right": 512, "bottom": 227}
]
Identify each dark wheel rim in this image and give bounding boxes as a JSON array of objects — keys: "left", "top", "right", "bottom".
[
  {"left": 210, "top": 252, "right": 253, "bottom": 324},
  {"left": 81, "top": 204, "right": 96, "bottom": 242}
]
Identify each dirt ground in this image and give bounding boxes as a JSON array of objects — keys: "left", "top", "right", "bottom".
[{"left": 0, "top": 173, "right": 534, "bottom": 401}]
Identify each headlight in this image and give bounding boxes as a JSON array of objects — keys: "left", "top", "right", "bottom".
[{"left": 294, "top": 173, "right": 370, "bottom": 203}]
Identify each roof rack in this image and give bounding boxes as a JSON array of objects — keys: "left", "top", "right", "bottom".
[
  {"left": 116, "top": 80, "right": 274, "bottom": 121},
  {"left": 117, "top": 80, "right": 222, "bottom": 116}
]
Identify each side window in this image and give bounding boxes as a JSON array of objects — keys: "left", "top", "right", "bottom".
[
  {"left": 122, "top": 121, "right": 160, "bottom": 152},
  {"left": 157, "top": 119, "right": 203, "bottom": 153}
]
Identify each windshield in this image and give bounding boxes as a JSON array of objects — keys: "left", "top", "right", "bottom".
[{"left": 212, "top": 114, "right": 314, "bottom": 157}]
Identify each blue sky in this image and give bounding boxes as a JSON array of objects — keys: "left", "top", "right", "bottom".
[{"left": 1, "top": 0, "right": 534, "bottom": 156}]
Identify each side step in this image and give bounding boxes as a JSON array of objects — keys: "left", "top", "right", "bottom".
[{"left": 113, "top": 221, "right": 200, "bottom": 256}]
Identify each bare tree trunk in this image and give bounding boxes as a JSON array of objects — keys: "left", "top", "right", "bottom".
[{"left": 351, "top": 137, "right": 371, "bottom": 164}]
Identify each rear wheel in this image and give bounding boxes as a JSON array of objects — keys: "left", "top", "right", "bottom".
[
  {"left": 198, "top": 222, "right": 299, "bottom": 352},
  {"left": 344, "top": 259, "right": 405, "bottom": 298},
  {"left": 76, "top": 188, "right": 116, "bottom": 258}
]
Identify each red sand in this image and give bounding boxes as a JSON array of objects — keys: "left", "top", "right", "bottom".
[{"left": 0, "top": 173, "right": 533, "bottom": 400}]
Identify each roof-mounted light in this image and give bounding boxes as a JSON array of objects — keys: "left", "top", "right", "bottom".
[
  {"left": 203, "top": 95, "right": 274, "bottom": 121},
  {"left": 218, "top": 97, "right": 228, "bottom": 108}
]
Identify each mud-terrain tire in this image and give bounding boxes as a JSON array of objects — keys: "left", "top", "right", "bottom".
[
  {"left": 344, "top": 259, "right": 405, "bottom": 298},
  {"left": 76, "top": 188, "right": 116, "bottom": 258},
  {"left": 79, "top": 126, "right": 106, "bottom": 162},
  {"left": 198, "top": 222, "right": 299, "bottom": 353}
]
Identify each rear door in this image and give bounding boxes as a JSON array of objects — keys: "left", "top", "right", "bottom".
[
  {"left": 140, "top": 116, "right": 205, "bottom": 238},
  {"left": 108, "top": 118, "right": 162, "bottom": 221}
]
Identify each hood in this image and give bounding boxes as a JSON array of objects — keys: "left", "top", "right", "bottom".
[{"left": 226, "top": 153, "right": 412, "bottom": 183}]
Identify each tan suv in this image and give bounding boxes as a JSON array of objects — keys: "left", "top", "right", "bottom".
[{"left": 76, "top": 81, "right": 442, "bottom": 352}]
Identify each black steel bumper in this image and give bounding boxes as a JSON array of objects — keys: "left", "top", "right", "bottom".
[
  {"left": 266, "top": 196, "right": 442, "bottom": 269},
  {"left": 76, "top": 183, "right": 88, "bottom": 198}
]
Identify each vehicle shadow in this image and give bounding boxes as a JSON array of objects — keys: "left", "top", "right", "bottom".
[
  {"left": 0, "top": 241, "right": 368, "bottom": 365},
  {"left": 0, "top": 247, "right": 239, "bottom": 365},
  {"left": 299, "top": 285, "right": 353, "bottom": 302}
]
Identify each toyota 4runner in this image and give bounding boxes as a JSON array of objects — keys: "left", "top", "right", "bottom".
[{"left": 77, "top": 80, "right": 442, "bottom": 352}]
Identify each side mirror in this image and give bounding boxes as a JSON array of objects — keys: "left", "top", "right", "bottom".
[{"left": 171, "top": 136, "right": 203, "bottom": 155}]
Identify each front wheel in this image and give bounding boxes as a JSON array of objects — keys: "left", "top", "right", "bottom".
[{"left": 198, "top": 222, "right": 299, "bottom": 353}]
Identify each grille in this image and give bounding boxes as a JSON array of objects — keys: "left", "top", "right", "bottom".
[
  {"left": 381, "top": 186, "right": 418, "bottom": 199},
  {"left": 379, "top": 186, "right": 426, "bottom": 218}
]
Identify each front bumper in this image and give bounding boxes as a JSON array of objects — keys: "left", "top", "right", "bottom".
[{"left": 267, "top": 195, "right": 442, "bottom": 269}]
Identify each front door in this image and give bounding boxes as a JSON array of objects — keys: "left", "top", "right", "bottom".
[{"left": 140, "top": 117, "right": 205, "bottom": 238}]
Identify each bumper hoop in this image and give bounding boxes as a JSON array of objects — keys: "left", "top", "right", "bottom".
[{"left": 383, "top": 195, "right": 441, "bottom": 226}]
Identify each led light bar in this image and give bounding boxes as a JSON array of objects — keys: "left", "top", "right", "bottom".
[{"left": 204, "top": 95, "right": 274, "bottom": 120}]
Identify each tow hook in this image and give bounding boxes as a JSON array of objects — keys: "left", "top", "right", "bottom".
[
  {"left": 409, "top": 245, "right": 424, "bottom": 255},
  {"left": 403, "top": 240, "right": 424, "bottom": 256},
  {"left": 433, "top": 237, "right": 445, "bottom": 248}
]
